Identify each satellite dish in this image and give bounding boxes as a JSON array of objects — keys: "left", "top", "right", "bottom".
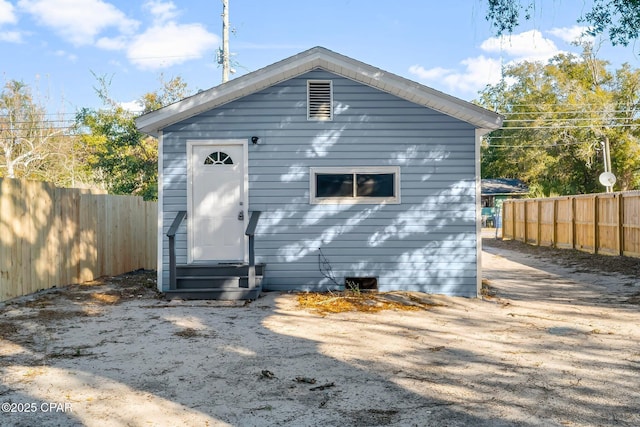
[{"left": 599, "top": 172, "right": 617, "bottom": 187}]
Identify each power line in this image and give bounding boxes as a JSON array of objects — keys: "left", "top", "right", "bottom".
[
  {"left": 483, "top": 102, "right": 640, "bottom": 108},
  {"left": 0, "top": 121, "right": 76, "bottom": 126},
  {"left": 493, "top": 123, "right": 639, "bottom": 130},
  {"left": 502, "top": 119, "right": 638, "bottom": 125},
  {"left": 501, "top": 109, "right": 640, "bottom": 116},
  {"left": 484, "top": 143, "right": 598, "bottom": 148}
]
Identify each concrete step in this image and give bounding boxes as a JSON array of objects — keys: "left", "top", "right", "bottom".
[
  {"left": 176, "top": 275, "right": 263, "bottom": 289},
  {"left": 176, "top": 263, "right": 265, "bottom": 277},
  {"left": 165, "top": 287, "right": 261, "bottom": 300}
]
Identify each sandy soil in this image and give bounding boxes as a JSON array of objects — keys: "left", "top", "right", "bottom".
[{"left": 1, "top": 238, "right": 639, "bottom": 427}]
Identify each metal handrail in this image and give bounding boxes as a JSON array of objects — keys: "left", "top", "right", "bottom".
[
  {"left": 167, "top": 210, "right": 187, "bottom": 238},
  {"left": 165, "top": 210, "right": 259, "bottom": 290},
  {"left": 245, "top": 210, "right": 261, "bottom": 238},
  {"left": 167, "top": 211, "right": 187, "bottom": 290},
  {"left": 245, "top": 211, "right": 261, "bottom": 289}
]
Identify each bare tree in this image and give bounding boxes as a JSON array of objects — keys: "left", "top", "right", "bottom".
[{"left": 0, "top": 80, "right": 68, "bottom": 179}]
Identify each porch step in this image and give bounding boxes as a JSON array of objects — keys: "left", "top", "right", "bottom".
[
  {"left": 169, "top": 263, "right": 265, "bottom": 300},
  {"left": 176, "top": 275, "right": 263, "bottom": 289},
  {"left": 165, "top": 287, "right": 261, "bottom": 300},
  {"left": 176, "top": 263, "right": 265, "bottom": 277}
]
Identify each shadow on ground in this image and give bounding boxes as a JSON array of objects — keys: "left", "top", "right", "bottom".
[{"left": 1, "top": 249, "right": 639, "bottom": 426}]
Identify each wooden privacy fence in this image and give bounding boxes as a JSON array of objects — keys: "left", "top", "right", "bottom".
[
  {"left": 502, "top": 191, "right": 640, "bottom": 258},
  {"left": 0, "top": 178, "right": 157, "bottom": 302}
]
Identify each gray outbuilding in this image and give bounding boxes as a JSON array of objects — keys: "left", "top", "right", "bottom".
[{"left": 136, "top": 47, "right": 503, "bottom": 299}]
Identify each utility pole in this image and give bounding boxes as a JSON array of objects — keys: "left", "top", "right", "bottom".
[{"left": 221, "top": 0, "right": 230, "bottom": 83}]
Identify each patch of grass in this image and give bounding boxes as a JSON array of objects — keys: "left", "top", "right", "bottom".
[
  {"left": 91, "top": 293, "right": 121, "bottom": 304},
  {"left": 297, "top": 290, "right": 429, "bottom": 314},
  {"left": 481, "top": 279, "right": 497, "bottom": 299}
]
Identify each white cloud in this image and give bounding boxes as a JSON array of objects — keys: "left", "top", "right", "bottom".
[
  {"left": 480, "top": 30, "right": 560, "bottom": 62},
  {"left": 408, "top": 65, "right": 454, "bottom": 81},
  {"left": 16, "top": 0, "right": 219, "bottom": 71},
  {"left": 548, "top": 25, "right": 594, "bottom": 44},
  {"left": 410, "top": 56, "right": 503, "bottom": 95},
  {"left": 17, "top": 0, "right": 139, "bottom": 46},
  {"left": 0, "top": 0, "right": 21, "bottom": 42},
  {"left": 0, "top": 0, "right": 16, "bottom": 25},
  {"left": 127, "top": 1, "right": 217, "bottom": 70},
  {"left": 120, "top": 100, "right": 144, "bottom": 113},
  {"left": 453, "top": 56, "right": 504, "bottom": 91},
  {"left": 127, "top": 22, "right": 219, "bottom": 70},
  {"left": 408, "top": 29, "right": 570, "bottom": 97},
  {"left": 0, "top": 31, "right": 22, "bottom": 42},
  {"left": 144, "top": 0, "right": 179, "bottom": 24}
]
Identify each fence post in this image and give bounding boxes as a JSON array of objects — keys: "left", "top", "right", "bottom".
[
  {"left": 501, "top": 201, "right": 506, "bottom": 238},
  {"left": 523, "top": 200, "right": 528, "bottom": 243},
  {"left": 593, "top": 195, "right": 599, "bottom": 255},
  {"left": 618, "top": 193, "right": 624, "bottom": 256},
  {"left": 571, "top": 197, "right": 576, "bottom": 250},
  {"left": 511, "top": 201, "right": 516, "bottom": 240},
  {"left": 552, "top": 198, "right": 557, "bottom": 248},
  {"left": 537, "top": 200, "right": 542, "bottom": 246}
]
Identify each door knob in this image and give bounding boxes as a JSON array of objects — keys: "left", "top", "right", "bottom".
[{"left": 238, "top": 210, "right": 244, "bottom": 220}]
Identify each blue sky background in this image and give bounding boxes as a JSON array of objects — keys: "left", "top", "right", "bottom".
[{"left": 1, "top": 0, "right": 639, "bottom": 117}]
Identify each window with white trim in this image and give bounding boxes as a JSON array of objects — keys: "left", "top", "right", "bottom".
[
  {"left": 307, "top": 80, "right": 333, "bottom": 121},
  {"left": 310, "top": 167, "right": 400, "bottom": 204}
]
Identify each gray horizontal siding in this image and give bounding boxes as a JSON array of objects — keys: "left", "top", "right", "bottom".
[{"left": 160, "top": 69, "right": 479, "bottom": 296}]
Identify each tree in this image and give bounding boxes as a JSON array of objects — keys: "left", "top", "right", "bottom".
[
  {"left": 478, "top": 44, "right": 640, "bottom": 195},
  {"left": 486, "top": 0, "right": 640, "bottom": 47},
  {"left": 0, "top": 79, "right": 89, "bottom": 186},
  {"left": 76, "top": 74, "right": 191, "bottom": 200},
  {"left": 139, "top": 72, "right": 190, "bottom": 111}
]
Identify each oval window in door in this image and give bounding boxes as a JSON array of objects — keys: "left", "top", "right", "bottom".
[{"left": 204, "top": 152, "right": 233, "bottom": 165}]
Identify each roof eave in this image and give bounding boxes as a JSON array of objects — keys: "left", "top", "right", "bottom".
[
  {"left": 136, "top": 47, "right": 503, "bottom": 136},
  {"left": 136, "top": 49, "right": 325, "bottom": 136}
]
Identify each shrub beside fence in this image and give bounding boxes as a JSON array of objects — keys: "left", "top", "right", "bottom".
[
  {"left": 502, "top": 191, "right": 640, "bottom": 258},
  {"left": 0, "top": 178, "right": 157, "bottom": 302}
]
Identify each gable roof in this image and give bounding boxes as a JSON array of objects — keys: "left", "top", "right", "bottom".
[
  {"left": 136, "top": 46, "right": 503, "bottom": 137},
  {"left": 481, "top": 178, "right": 529, "bottom": 196}
]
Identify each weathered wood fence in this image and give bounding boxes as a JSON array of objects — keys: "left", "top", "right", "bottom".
[
  {"left": 0, "top": 178, "right": 157, "bottom": 302},
  {"left": 502, "top": 191, "right": 640, "bottom": 258}
]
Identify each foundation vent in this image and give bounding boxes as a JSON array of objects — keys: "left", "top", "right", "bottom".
[{"left": 345, "top": 277, "right": 378, "bottom": 291}]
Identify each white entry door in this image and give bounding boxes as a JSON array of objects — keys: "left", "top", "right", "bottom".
[{"left": 188, "top": 141, "right": 247, "bottom": 262}]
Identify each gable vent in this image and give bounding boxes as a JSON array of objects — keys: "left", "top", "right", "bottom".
[{"left": 307, "top": 80, "right": 333, "bottom": 121}]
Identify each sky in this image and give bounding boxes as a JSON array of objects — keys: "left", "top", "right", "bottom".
[{"left": 1, "top": 0, "right": 640, "bottom": 119}]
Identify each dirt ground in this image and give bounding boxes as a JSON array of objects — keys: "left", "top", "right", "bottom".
[{"left": 1, "top": 235, "right": 639, "bottom": 427}]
